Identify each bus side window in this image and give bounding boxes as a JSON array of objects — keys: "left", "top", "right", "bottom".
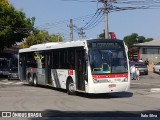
[
  {"left": 68, "top": 50, "right": 75, "bottom": 69},
  {"left": 52, "top": 50, "right": 59, "bottom": 69},
  {"left": 26, "top": 52, "right": 37, "bottom": 68}
]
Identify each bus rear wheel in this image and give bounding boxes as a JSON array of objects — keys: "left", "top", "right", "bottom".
[
  {"left": 66, "top": 79, "right": 76, "bottom": 95},
  {"left": 28, "top": 74, "right": 33, "bottom": 86},
  {"left": 33, "top": 75, "right": 38, "bottom": 86}
]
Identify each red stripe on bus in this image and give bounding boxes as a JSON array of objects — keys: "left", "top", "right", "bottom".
[{"left": 92, "top": 73, "right": 128, "bottom": 79}]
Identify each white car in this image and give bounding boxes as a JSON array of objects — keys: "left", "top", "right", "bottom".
[{"left": 153, "top": 62, "right": 160, "bottom": 74}]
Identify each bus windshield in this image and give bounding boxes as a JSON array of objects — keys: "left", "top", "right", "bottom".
[
  {"left": 0, "top": 53, "right": 18, "bottom": 74},
  {"left": 88, "top": 41, "right": 128, "bottom": 74},
  {"left": 0, "top": 58, "right": 11, "bottom": 69}
]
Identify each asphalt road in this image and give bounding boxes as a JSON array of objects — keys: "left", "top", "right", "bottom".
[
  {"left": 0, "top": 72, "right": 159, "bottom": 119},
  {"left": 131, "top": 72, "right": 160, "bottom": 90}
]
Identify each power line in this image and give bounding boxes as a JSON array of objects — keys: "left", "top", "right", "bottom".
[
  {"left": 82, "top": 9, "right": 101, "bottom": 29},
  {"left": 36, "top": 13, "right": 95, "bottom": 29},
  {"left": 0, "top": 24, "right": 33, "bottom": 34},
  {"left": 83, "top": 11, "right": 104, "bottom": 30}
]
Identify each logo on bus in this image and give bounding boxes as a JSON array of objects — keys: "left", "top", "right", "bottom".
[
  {"left": 68, "top": 70, "right": 73, "bottom": 75},
  {"left": 109, "top": 84, "right": 116, "bottom": 88}
]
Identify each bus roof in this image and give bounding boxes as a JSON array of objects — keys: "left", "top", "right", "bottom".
[
  {"left": 19, "top": 40, "right": 87, "bottom": 53},
  {"left": 19, "top": 39, "right": 123, "bottom": 53}
]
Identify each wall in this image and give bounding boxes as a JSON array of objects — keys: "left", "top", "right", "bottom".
[{"left": 140, "top": 47, "right": 160, "bottom": 64}]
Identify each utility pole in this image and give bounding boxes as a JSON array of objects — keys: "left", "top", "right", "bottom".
[
  {"left": 104, "top": 0, "right": 109, "bottom": 39},
  {"left": 68, "top": 19, "right": 74, "bottom": 41},
  {"left": 99, "top": 0, "right": 109, "bottom": 39},
  {"left": 79, "top": 28, "right": 85, "bottom": 40}
]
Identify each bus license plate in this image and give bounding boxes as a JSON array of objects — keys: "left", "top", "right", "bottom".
[{"left": 109, "top": 84, "right": 116, "bottom": 88}]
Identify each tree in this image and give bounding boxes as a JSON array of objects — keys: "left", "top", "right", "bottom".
[
  {"left": 98, "top": 30, "right": 105, "bottom": 39},
  {"left": 0, "top": 0, "right": 34, "bottom": 51},
  {"left": 123, "top": 33, "right": 139, "bottom": 47},
  {"left": 22, "top": 29, "right": 63, "bottom": 48},
  {"left": 123, "top": 33, "right": 153, "bottom": 47},
  {"left": 145, "top": 38, "right": 153, "bottom": 42}
]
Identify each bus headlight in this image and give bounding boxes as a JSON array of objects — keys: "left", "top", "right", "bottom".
[
  {"left": 93, "top": 78, "right": 111, "bottom": 83},
  {"left": 122, "top": 77, "right": 128, "bottom": 82},
  {"left": 93, "top": 78, "right": 99, "bottom": 83}
]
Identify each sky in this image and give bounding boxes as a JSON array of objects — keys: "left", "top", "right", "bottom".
[{"left": 9, "top": 0, "right": 160, "bottom": 41}]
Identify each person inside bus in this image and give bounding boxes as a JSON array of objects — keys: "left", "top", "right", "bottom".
[
  {"left": 91, "top": 56, "right": 110, "bottom": 73},
  {"left": 114, "top": 58, "right": 127, "bottom": 71},
  {"left": 91, "top": 56, "right": 101, "bottom": 70}
]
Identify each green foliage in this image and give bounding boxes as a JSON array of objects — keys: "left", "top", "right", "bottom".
[
  {"left": 123, "top": 33, "right": 153, "bottom": 47},
  {"left": 98, "top": 31, "right": 105, "bottom": 39},
  {"left": 145, "top": 38, "right": 153, "bottom": 42},
  {"left": 0, "top": 0, "right": 34, "bottom": 51},
  {"left": 22, "top": 29, "right": 63, "bottom": 48},
  {"left": 123, "top": 33, "right": 138, "bottom": 47}
]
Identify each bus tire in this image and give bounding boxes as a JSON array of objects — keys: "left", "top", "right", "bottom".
[
  {"left": 66, "top": 78, "right": 76, "bottom": 95},
  {"left": 28, "top": 74, "right": 33, "bottom": 86},
  {"left": 33, "top": 75, "right": 38, "bottom": 87}
]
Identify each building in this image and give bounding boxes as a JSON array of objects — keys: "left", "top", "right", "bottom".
[
  {"left": 128, "top": 39, "right": 160, "bottom": 71},
  {"left": 2, "top": 44, "right": 21, "bottom": 54}
]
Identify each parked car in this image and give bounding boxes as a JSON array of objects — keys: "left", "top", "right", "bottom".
[
  {"left": 130, "top": 61, "right": 148, "bottom": 75},
  {"left": 8, "top": 67, "right": 19, "bottom": 80},
  {"left": 153, "top": 62, "right": 160, "bottom": 74}
]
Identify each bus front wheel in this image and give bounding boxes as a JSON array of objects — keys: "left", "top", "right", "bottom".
[{"left": 66, "top": 79, "right": 76, "bottom": 95}]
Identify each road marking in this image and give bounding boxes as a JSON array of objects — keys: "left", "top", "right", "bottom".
[
  {"left": 0, "top": 81, "right": 7, "bottom": 84},
  {"left": 132, "top": 83, "right": 160, "bottom": 86},
  {"left": 14, "top": 82, "right": 23, "bottom": 85},
  {"left": 0, "top": 81, "right": 23, "bottom": 85},
  {"left": 1, "top": 82, "right": 14, "bottom": 84},
  {"left": 150, "top": 88, "right": 160, "bottom": 92},
  {"left": 1, "top": 79, "right": 8, "bottom": 82}
]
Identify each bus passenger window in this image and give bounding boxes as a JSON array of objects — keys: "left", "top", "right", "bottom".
[{"left": 68, "top": 50, "right": 75, "bottom": 69}]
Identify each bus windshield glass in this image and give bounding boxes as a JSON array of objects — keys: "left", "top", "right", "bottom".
[
  {"left": 0, "top": 53, "right": 18, "bottom": 73},
  {"left": 88, "top": 41, "right": 128, "bottom": 74}
]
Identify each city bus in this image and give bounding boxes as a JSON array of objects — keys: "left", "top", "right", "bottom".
[
  {"left": 18, "top": 39, "right": 130, "bottom": 95},
  {"left": 0, "top": 53, "right": 18, "bottom": 76}
]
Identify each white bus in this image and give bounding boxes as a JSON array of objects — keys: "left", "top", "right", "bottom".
[{"left": 19, "top": 39, "right": 130, "bottom": 95}]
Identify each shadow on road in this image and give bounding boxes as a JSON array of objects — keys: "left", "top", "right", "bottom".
[
  {"left": 22, "top": 84, "right": 133, "bottom": 99},
  {"left": 76, "top": 92, "right": 133, "bottom": 99}
]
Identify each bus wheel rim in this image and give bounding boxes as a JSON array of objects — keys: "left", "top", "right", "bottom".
[
  {"left": 29, "top": 76, "right": 32, "bottom": 82},
  {"left": 34, "top": 77, "right": 37, "bottom": 85},
  {"left": 69, "top": 82, "right": 74, "bottom": 92}
]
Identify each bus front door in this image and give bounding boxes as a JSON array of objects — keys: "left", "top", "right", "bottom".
[
  {"left": 19, "top": 53, "right": 26, "bottom": 80},
  {"left": 75, "top": 49, "right": 86, "bottom": 91},
  {"left": 45, "top": 51, "right": 52, "bottom": 85}
]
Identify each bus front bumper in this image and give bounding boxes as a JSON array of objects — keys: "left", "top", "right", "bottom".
[{"left": 88, "top": 82, "right": 130, "bottom": 94}]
